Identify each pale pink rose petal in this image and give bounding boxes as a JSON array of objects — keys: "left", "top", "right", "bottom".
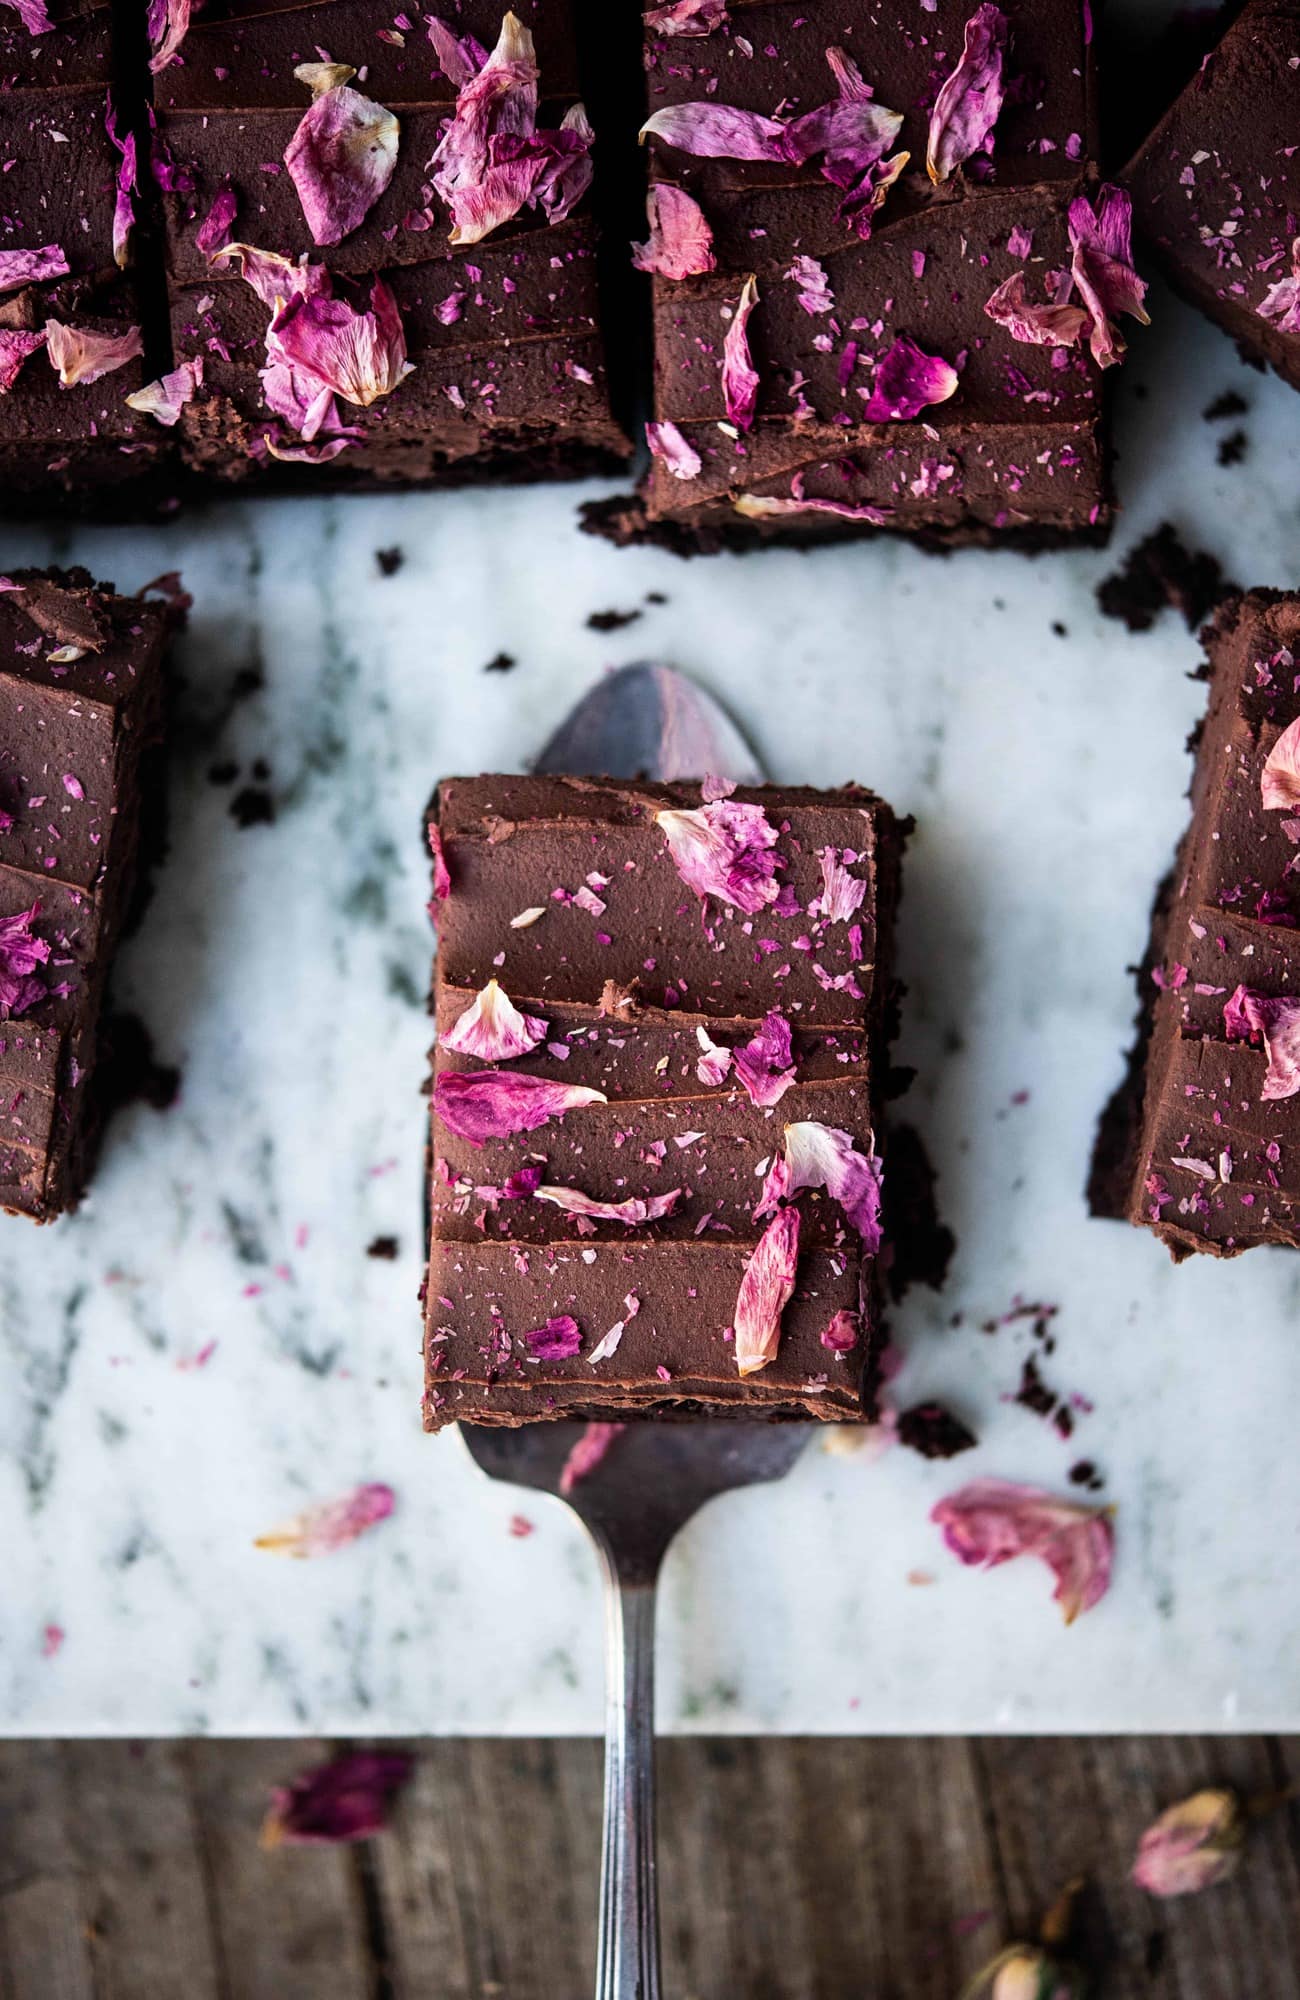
[
  {"left": 525, "top": 1314, "right": 581, "bottom": 1359},
  {"left": 640, "top": 101, "right": 788, "bottom": 161},
  {"left": 559, "top": 1420, "right": 626, "bottom": 1493},
  {"left": 211, "top": 241, "right": 332, "bottom": 309},
  {"left": 0, "top": 903, "right": 50, "bottom": 1017},
  {"left": 984, "top": 268, "right": 1089, "bottom": 348},
  {"left": 589, "top": 1293, "right": 640, "bottom": 1367},
  {"left": 1258, "top": 239, "right": 1300, "bottom": 334},
  {"left": 785, "top": 253, "right": 833, "bottom": 315},
  {"left": 104, "top": 99, "right": 137, "bottom": 270},
  {"left": 782, "top": 51, "right": 905, "bottom": 239},
  {"left": 1132, "top": 1790, "right": 1245, "bottom": 1899},
  {"left": 820, "top": 1309, "right": 858, "bottom": 1353},
  {"left": 269, "top": 276, "right": 413, "bottom": 408},
  {"left": 262, "top": 1751, "right": 413, "bottom": 1848},
  {"left": 644, "top": 0, "right": 727, "bottom": 34},
  {"left": 426, "top": 15, "right": 489, "bottom": 88},
  {"left": 632, "top": 183, "right": 715, "bottom": 279},
  {"left": 695, "top": 1024, "right": 732, "bottom": 1087},
  {"left": 255, "top": 1481, "right": 396, "bottom": 1557},
  {"left": 734, "top": 473, "right": 892, "bottom": 526},
  {"left": 1, "top": 0, "right": 54, "bottom": 32},
  {"left": 655, "top": 797, "right": 783, "bottom": 914},
  {"left": 534, "top": 103, "right": 595, "bottom": 226},
  {"left": 44, "top": 320, "right": 143, "bottom": 388},
  {"left": 733, "top": 1205, "right": 800, "bottom": 1375},
  {"left": 733, "top": 1010, "right": 797, "bottom": 1108},
  {"left": 441, "top": 978, "right": 547, "bottom": 1060},
  {"left": 814, "top": 846, "right": 867, "bottom": 922},
  {"left": 860, "top": 335, "right": 958, "bottom": 421},
  {"left": 285, "top": 68, "right": 400, "bottom": 247},
  {"left": 931, "top": 1477, "right": 1114, "bottom": 1624},
  {"left": 147, "top": 0, "right": 192, "bottom": 72},
  {"left": 125, "top": 356, "right": 203, "bottom": 427},
  {"left": 926, "top": 4, "right": 1008, "bottom": 184},
  {"left": 0, "top": 245, "right": 69, "bottom": 294},
  {"left": 1223, "top": 985, "right": 1300, "bottom": 1101},
  {"left": 758, "top": 1120, "right": 883, "bottom": 1253},
  {"left": 0, "top": 328, "right": 46, "bottom": 393},
  {"left": 263, "top": 431, "right": 356, "bottom": 465},
  {"left": 433, "top": 1070, "right": 607, "bottom": 1146},
  {"left": 645, "top": 418, "right": 701, "bottom": 480},
  {"left": 195, "top": 183, "right": 239, "bottom": 258},
  {"left": 428, "top": 823, "right": 452, "bottom": 902},
  {"left": 1261, "top": 715, "right": 1300, "bottom": 810},
  {"left": 721, "top": 272, "right": 760, "bottom": 431},
  {"left": 1067, "top": 184, "right": 1149, "bottom": 368},
  {"left": 536, "top": 1184, "right": 683, "bottom": 1225}
]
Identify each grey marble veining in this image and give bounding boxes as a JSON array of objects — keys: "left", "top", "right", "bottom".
[{"left": 1, "top": 274, "right": 1299, "bottom": 1735}]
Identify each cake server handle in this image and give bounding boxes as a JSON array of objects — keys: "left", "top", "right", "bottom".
[{"left": 594, "top": 1544, "right": 662, "bottom": 2000}]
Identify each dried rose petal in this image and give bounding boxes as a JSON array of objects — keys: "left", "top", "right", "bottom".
[
  {"left": 269, "top": 277, "right": 413, "bottom": 408},
  {"left": 263, "top": 433, "right": 356, "bottom": 464},
  {"left": 721, "top": 273, "right": 760, "bottom": 431},
  {"left": 125, "top": 356, "right": 203, "bottom": 427},
  {"left": 0, "top": 904, "right": 49, "bottom": 1017},
  {"left": 428, "top": 824, "right": 452, "bottom": 903},
  {"left": 785, "top": 253, "right": 833, "bottom": 315},
  {"left": 984, "top": 268, "right": 1089, "bottom": 348},
  {"left": 559, "top": 1420, "right": 626, "bottom": 1493},
  {"left": 0, "top": 328, "right": 46, "bottom": 393},
  {"left": 1132, "top": 1789, "right": 1245, "bottom": 1898},
  {"left": 655, "top": 797, "right": 782, "bottom": 913},
  {"left": 814, "top": 846, "right": 866, "bottom": 922},
  {"left": 1223, "top": 985, "right": 1300, "bottom": 1101},
  {"left": 758, "top": 1120, "right": 884, "bottom": 1253},
  {"left": 427, "top": 15, "right": 488, "bottom": 88},
  {"left": 285, "top": 65, "right": 400, "bottom": 247},
  {"left": 1259, "top": 238, "right": 1300, "bottom": 334},
  {"left": 632, "top": 183, "right": 715, "bottom": 279},
  {"left": 860, "top": 335, "right": 958, "bottom": 421},
  {"left": 926, "top": 4, "right": 1008, "bottom": 184},
  {"left": 734, "top": 474, "right": 891, "bottom": 526},
  {"left": 644, "top": 0, "right": 727, "bottom": 33},
  {"left": 733, "top": 1010, "right": 797, "bottom": 1108},
  {"left": 147, "top": 0, "right": 191, "bottom": 72},
  {"left": 645, "top": 419, "right": 701, "bottom": 480},
  {"left": 0, "top": 245, "right": 69, "bottom": 293},
  {"left": 195, "top": 183, "right": 238, "bottom": 257},
  {"left": 441, "top": 978, "right": 547, "bottom": 1061},
  {"left": 641, "top": 100, "right": 787, "bottom": 161},
  {"left": 1, "top": 0, "right": 54, "bottom": 31},
  {"left": 255, "top": 1481, "right": 395, "bottom": 1557},
  {"left": 1261, "top": 715, "right": 1300, "bottom": 810},
  {"left": 696, "top": 1024, "right": 732, "bottom": 1086},
  {"left": 733, "top": 1206, "right": 800, "bottom": 1376},
  {"left": 525, "top": 1314, "right": 581, "bottom": 1360},
  {"left": 44, "top": 320, "right": 143, "bottom": 388},
  {"left": 931, "top": 1477, "right": 1114, "bottom": 1624},
  {"left": 536, "top": 1184, "right": 682, "bottom": 1224},
  {"left": 211, "top": 240, "right": 331, "bottom": 307},
  {"left": 589, "top": 1293, "right": 640, "bottom": 1366},
  {"left": 262, "top": 1751, "right": 413, "bottom": 1848},
  {"left": 820, "top": 1309, "right": 858, "bottom": 1353},
  {"left": 434, "top": 1070, "right": 606, "bottom": 1146},
  {"left": 1067, "top": 184, "right": 1149, "bottom": 369}
]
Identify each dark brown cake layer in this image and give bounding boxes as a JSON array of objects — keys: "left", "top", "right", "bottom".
[
  {"left": 1124, "top": 0, "right": 1300, "bottom": 394},
  {"left": 0, "top": 567, "right": 175, "bottom": 1222},
  {"left": 424, "top": 773, "right": 908, "bottom": 1428},
  {"left": 1092, "top": 591, "right": 1300, "bottom": 1258}
]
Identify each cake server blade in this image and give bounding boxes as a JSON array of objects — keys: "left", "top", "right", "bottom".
[{"left": 460, "top": 662, "right": 809, "bottom": 2000}]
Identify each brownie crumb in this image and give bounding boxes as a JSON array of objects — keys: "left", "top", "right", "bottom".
[
  {"left": 645, "top": 591, "right": 668, "bottom": 605},
  {"left": 231, "top": 664, "right": 265, "bottom": 702},
  {"left": 1051, "top": 621, "right": 1068, "bottom": 638},
  {"left": 1202, "top": 389, "right": 1248, "bottom": 422},
  {"left": 483, "top": 651, "right": 517, "bottom": 674},
  {"left": 98, "top": 1012, "right": 181, "bottom": 1116},
  {"left": 1069, "top": 1458, "right": 1105, "bottom": 1491},
  {"left": 230, "top": 786, "right": 275, "bottom": 828},
  {"left": 896, "top": 1401, "right": 977, "bottom": 1460},
  {"left": 375, "top": 546, "right": 404, "bottom": 577},
  {"left": 367, "top": 1235, "right": 400, "bottom": 1260},
  {"left": 1216, "top": 429, "right": 1248, "bottom": 468},
  {"left": 207, "top": 760, "right": 239, "bottom": 786},
  {"left": 586, "top": 607, "right": 643, "bottom": 633},
  {"left": 1015, "top": 1354, "right": 1057, "bottom": 1420},
  {"left": 1097, "top": 523, "right": 1238, "bottom": 634}
]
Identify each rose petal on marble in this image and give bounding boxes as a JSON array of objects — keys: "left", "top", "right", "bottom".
[
  {"left": 644, "top": 0, "right": 727, "bottom": 33},
  {"left": 1067, "top": 183, "right": 1149, "bottom": 369},
  {"left": 0, "top": 0, "right": 54, "bottom": 32},
  {"left": 632, "top": 183, "right": 715, "bottom": 279},
  {"left": 733, "top": 1205, "right": 800, "bottom": 1376},
  {"left": 426, "top": 15, "right": 489, "bottom": 88},
  {"left": 269, "top": 277, "right": 413, "bottom": 408},
  {"left": 0, "top": 903, "right": 49, "bottom": 1017},
  {"left": 696, "top": 1024, "right": 733, "bottom": 1087},
  {"left": 0, "top": 245, "right": 69, "bottom": 294},
  {"left": 930, "top": 1477, "right": 1114, "bottom": 1624},
  {"left": 1132, "top": 1788, "right": 1245, "bottom": 1898},
  {"left": 984, "top": 268, "right": 1089, "bottom": 348},
  {"left": 441, "top": 978, "right": 547, "bottom": 1060},
  {"left": 1261, "top": 716, "right": 1300, "bottom": 811},
  {"left": 524, "top": 1313, "right": 581, "bottom": 1359},
  {"left": 733, "top": 1010, "right": 797, "bottom": 1108},
  {"left": 925, "top": 3, "right": 1008, "bottom": 184},
  {"left": 1223, "top": 985, "right": 1300, "bottom": 1101},
  {"left": 559, "top": 1420, "right": 626, "bottom": 1492},
  {"left": 433, "top": 1070, "right": 607, "bottom": 1146},
  {"left": 195, "top": 183, "right": 239, "bottom": 258},
  {"left": 147, "top": 0, "right": 191, "bottom": 71},
  {"left": 819, "top": 1308, "right": 858, "bottom": 1353},
  {"left": 536, "top": 1184, "right": 683, "bottom": 1224},
  {"left": 654, "top": 797, "right": 783, "bottom": 914},
  {"left": 785, "top": 253, "right": 833, "bottom": 315},
  {"left": 1258, "top": 239, "right": 1300, "bottom": 335},
  {"left": 44, "top": 320, "right": 143, "bottom": 388},
  {"left": 0, "top": 328, "right": 46, "bottom": 393},
  {"left": 721, "top": 273, "right": 760, "bottom": 431},
  {"left": 262, "top": 1751, "right": 413, "bottom": 1847},
  {"left": 255, "top": 1481, "right": 396, "bottom": 1557},
  {"left": 645, "top": 419, "right": 701, "bottom": 480},
  {"left": 758, "top": 1120, "right": 884, "bottom": 1253},
  {"left": 860, "top": 335, "right": 958, "bottom": 421},
  {"left": 285, "top": 69, "right": 400, "bottom": 247},
  {"left": 814, "top": 846, "right": 867, "bottom": 922},
  {"left": 640, "top": 101, "right": 788, "bottom": 162},
  {"left": 124, "top": 356, "right": 203, "bottom": 426}
]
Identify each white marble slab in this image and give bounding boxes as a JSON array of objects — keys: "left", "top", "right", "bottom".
[{"left": 1, "top": 270, "right": 1299, "bottom": 1736}]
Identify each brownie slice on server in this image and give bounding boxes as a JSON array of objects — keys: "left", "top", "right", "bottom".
[
  {"left": 151, "top": 0, "right": 630, "bottom": 487},
  {"left": 423, "top": 774, "right": 908, "bottom": 1427},
  {"left": 1091, "top": 592, "right": 1300, "bottom": 1259},
  {"left": 595, "top": 0, "right": 1146, "bottom": 553},
  {"left": 0, "top": 568, "right": 175, "bottom": 1221}
]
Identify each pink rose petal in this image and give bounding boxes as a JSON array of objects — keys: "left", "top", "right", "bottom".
[
  {"left": 820, "top": 1308, "right": 858, "bottom": 1353},
  {"left": 1132, "top": 1790, "right": 1244, "bottom": 1899},
  {"left": 44, "top": 320, "right": 143, "bottom": 388},
  {"left": 104, "top": 97, "right": 137, "bottom": 271},
  {"left": 926, "top": 4, "right": 1009, "bottom": 185},
  {"left": 1261, "top": 715, "right": 1300, "bottom": 811},
  {"left": 269, "top": 276, "right": 413, "bottom": 408},
  {"left": 441, "top": 978, "right": 547, "bottom": 1060},
  {"left": 262, "top": 1751, "right": 413, "bottom": 1847},
  {"left": 535, "top": 1184, "right": 683, "bottom": 1224},
  {"left": 644, "top": 0, "right": 727, "bottom": 34},
  {"left": 860, "top": 335, "right": 958, "bottom": 421},
  {"left": 0, "top": 328, "right": 46, "bottom": 393},
  {"left": 1, "top": 0, "right": 54, "bottom": 32},
  {"left": 641, "top": 100, "right": 788, "bottom": 161},
  {"left": 428, "top": 822, "right": 452, "bottom": 902},
  {"left": 785, "top": 253, "right": 833, "bottom": 315},
  {"left": 195, "top": 183, "right": 239, "bottom": 257},
  {"left": 721, "top": 272, "right": 760, "bottom": 431},
  {"left": 814, "top": 846, "right": 866, "bottom": 922},
  {"left": 285, "top": 66, "right": 400, "bottom": 248},
  {"left": 0, "top": 245, "right": 69, "bottom": 294},
  {"left": 733, "top": 1205, "right": 800, "bottom": 1376},
  {"left": 1223, "top": 986, "right": 1300, "bottom": 1101},
  {"left": 733, "top": 1009, "right": 797, "bottom": 1108},
  {"left": 695, "top": 1024, "right": 732, "bottom": 1086},
  {"left": 655, "top": 797, "right": 783, "bottom": 914},
  {"left": 984, "top": 268, "right": 1089, "bottom": 348},
  {"left": 147, "top": 0, "right": 192, "bottom": 72},
  {"left": 646, "top": 418, "right": 701, "bottom": 480},
  {"left": 931, "top": 1477, "right": 1114, "bottom": 1623},
  {"left": 255, "top": 1481, "right": 395, "bottom": 1558},
  {"left": 757, "top": 1120, "right": 883, "bottom": 1254},
  {"left": 1258, "top": 238, "right": 1300, "bottom": 335},
  {"left": 559, "top": 1420, "right": 626, "bottom": 1492},
  {"left": 211, "top": 241, "right": 331, "bottom": 308},
  {"left": 433, "top": 1070, "right": 606, "bottom": 1145},
  {"left": 426, "top": 16, "right": 489, "bottom": 88},
  {"left": 0, "top": 903, "right": 49, "bottom": 1017},
  {"left": 1067, "top": 183, "right": 1149, "bottom": 369},
  {"left": 524, "top": 1314, "right": 581, "bottom": 1360},
  {"left": 632, "top": 183, "right": 715, "bottom": 279},
  {"left": 124, "top": 356, "right": 203, "bottom": 427}
]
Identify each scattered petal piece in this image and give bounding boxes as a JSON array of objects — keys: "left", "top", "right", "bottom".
[
  {"left": 733, "top": 1206, "right": 800, "bottom": 1375},
  {"left": 510, "top": 905, "right": 545, "bottom": 928},
  {"left": 589, "top": 1295, "right": 639, "bottom": 1366},
  {"left": 1258, "top": 238, "right": 1300, "bottom": 335},
  {"left": 926, "top": 4, "right": 1008, "bottom": 184},
  {"left": 0, "top": 328, "right": 46, "bottom": 393},
  {"left": 44, "top": 320, "right": 143, "bottom": 388},
  {"left": 286, "top": 66, "right": 400, "bottom": 246},
  {"left": 441, "top": 978, "right": 547, "bottom": 1060},
  {"left": 195, "top": 183, "right": 239, "bottom": 257},
  {"left": 1, "top": 0, "right": 54, "bottom": 31},
  {"left": 1067, "top": 184, "right": 1149, "bottom": 368},
  {"left": 644, "top": 0, "right": 727, "bottom": 33},
  {"left": 655, "top": 797, "right": 783, "bottom": 913},
  {"left": 1132, "top": 1789, "right": 1245, "bottom": 1898},
  {"left": 646, "top": 419, "right": 701, "bottom": 480},
  {"left": 433, "top": 1070, "right": 606, "bottom": 1145},
  {"left": 696, "top": 1024, "right": 732, "bottom": 1086},
  {"left": 125, "top": 356, "right": 203, "bottom": 426},
  {"left": 759, "top": 1120, "right": 883, "bottom": 1252},
  {"left": 931, "top": 1477, "right": 1114, "bottom": 1623},
  {"left": 211, "top": 241, "right": 331, "bottom": 308},
  {"left": 721, "top": 273, "right": 760, "bottom": 431},
  {"left": 814, "top": 846, "right": 867, "bottom": 922},
  {"left": 255, "top": 1481, "right": 395, "bottom": 1557},
  {"left": 785, "top": 253, "right": 833, "bottom": 315},
  {"left": 734, "top": 473, "right": 891, "bottom": 526},
  {"left": 262, "top": 1751, "right": 413, "bottom": 1847},
  {"left": 820, "top": 1309, "right": 858, "bottom": 1353},
  {"left": 641, "top": 100, "right": 788, "bottom": 161},
  {"left": 148, "top": 0, "right": 192, "bottom": 72},
  {"left": 0, "top": 904, "right": 49, "bottom": 1017},
  {"left": 1223, "top": 985, "right": 1300, "bottom": 1101},
  {"left": 0, "top": 245, "right": 69, "bottom": 294},
  {"left": 632, "top": 183, "right": 715, "bottom": 278},
  {"left": 536, "top": 1184, "right": 682, "bottom": 1224},
  {"left": 428, "top": 824, "right": 452, "bottom": 903},
  {"left": 524, "top": 1314, "right": 581, "bottom": 1359},
  {"left": 426, "top": 15, "right": 488, "bottom": 88},
  {"left": 984, "top": 268, "right": 1089, "bottom": 348},
  {"left": 733, "top": 1009, "right": 797, "bottom": 1107},
  {"left": 559, "top": 1420, "right": 626, "bottom": 1492},
  {"left": 1261, "top": 716, "right": 1300, "bottom": 810},
  {"left": 860, "top": 335, "right": 958, "bottom": 421},
  {"left": 269, "top": 276, "right": 413, "bottom": 408}
]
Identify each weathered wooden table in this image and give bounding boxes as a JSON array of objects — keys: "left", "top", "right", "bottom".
[{"left": 1, "top": 1738, "right": 1296, "bottom": 1997}]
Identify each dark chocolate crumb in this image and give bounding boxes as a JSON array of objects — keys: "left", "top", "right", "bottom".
[
  {"left": 1069, "top": 1459, "right": 1105, "bottom": 1490},
  {"left": 896, "top": 1401, "right": 977, "bottom": 1460},
  {"left": 586, "top": 607, "right": 643, "bottom": 633},
  {"left": 367, "top": 1235, "right": 400, "bottom": 1260},
  {"left": 97, "top": 1012, "right": 181, "bottom": 1117},
  {"left": 375, "top": 546, "right": 404, "bottom": 577},
  {"left": 230, "top": 786, "right": 275, "bottom": 829},
  {"left": 252, "top": 757, "right": 271, "bottom": 782},
  {"left": 1051, "top": 621, "right": 1067, "bottom": 638},
  {"left": 207, "top": 760, "right": 239, "bottom": 786},
  {"left": 1097, "top": 523, "right": 1238, "bottom": 634},
  {"left": 1216, "top": 429, "right": 1248, "bottom": 468},
  {"left": 1015, "top": 1355, "right": 1057, "bottom": 1421},
  {"left": 232, "top": 664, "right": 265, "bottom": 702},
  {"left": 483, "top": 651, "right": 517, "bottom": 674},
  {"left": 645, "top": 590, "right": 667, "bottom": 605},
  {"left": 1202, "top": 389, "right": 1248, "bottom": 422}
]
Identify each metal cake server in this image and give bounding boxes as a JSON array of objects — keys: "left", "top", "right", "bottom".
[{"left": 461, "top": 663, "right": 809, "bottom": 2000}]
